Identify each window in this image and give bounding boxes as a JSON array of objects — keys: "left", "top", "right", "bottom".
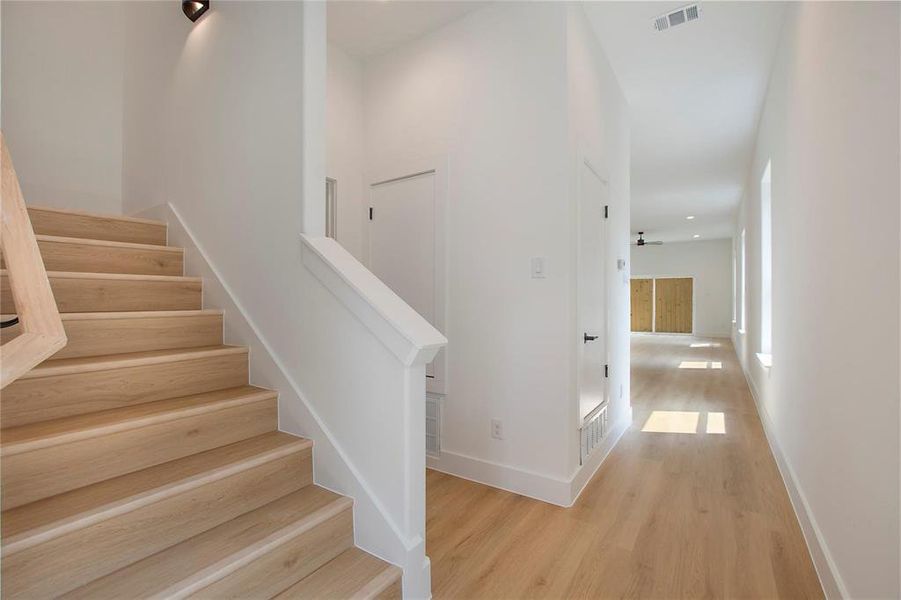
[
  {"left": 760, "top": 161, "right": 772, "bottom": 358},
  {"left": 740, "top": 228, "right": 747, "bottom": 333},
  {"left": 732, "top": 241, "right": 738, "bottom": 324}
]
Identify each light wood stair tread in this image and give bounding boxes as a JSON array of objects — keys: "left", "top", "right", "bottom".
[
  {"left": 2, "top": 431, "right": 311, "bottom": 548},
  {"left": 276, "top": 547, "right": 402, "bottom": 600},
  {"left": 2, "top": 309, "right": 226, "bottom": 363},
  {"left": 16, "top": 345, "right": 246, "bottom": 379},
  {"left": 64, "top": 486, "right": 351, "bottom": 599},
  {"left": 2, "top": 309, "right": 224, "bottom": 321},
  {"left": 2, "top": 269, "right": 203, "bottom": 313},
  {"left": 26, "top": 206, "right": 168, "bottom": 246},
  {"left": 1, "top": 235, "right": 185, "bottom": 276},
  {"left": 27, "top": 205, "right": 166, "bottom": 228},
  {"left": 30, "top": 234, "right": 182, "bottom": 253},
  {"left": 3, "top": 201, "right": 384, "bottom": 598},
  {"left": 0, "top": 268, "right": 201, "bottom": 283},
  {"left": 1, "top": 385, "right": 276, "bottom": 452}
]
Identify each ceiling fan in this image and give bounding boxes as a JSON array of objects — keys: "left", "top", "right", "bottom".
[{"left": 632, "top": 231, "right": 663, "bottom": 247}]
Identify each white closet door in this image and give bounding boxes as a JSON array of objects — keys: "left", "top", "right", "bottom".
[
  {"left": 369, "top": 172, "right": 438, "bottom": 381},
  {"left": 578, "top": 163, "right": 608, "bottom": 423}
]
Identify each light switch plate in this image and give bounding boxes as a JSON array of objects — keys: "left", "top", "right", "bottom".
[{"left": 531, "top": 257, "right": 546, "bottom": 279}]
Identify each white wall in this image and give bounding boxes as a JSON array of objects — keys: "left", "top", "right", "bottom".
[
  {"left": 631, "top": 239, "right": 733, "bottom": 337},
  {"left": 363, "top": 3, "right": 572, "bottom": 494},
  {"left": 564, "top": 4, "right": 632, "bottom": 490},
  {"left": 119, "top": 3, "right": 436, "bottom": 595},
  {"left": 1, "top": 1, "right": 124, "bottom": 214},
  {"left": 326, "top": 42, "right": 366, "bottom": 260},
  {"left": 733, "top": 3, "right": 900, "bottom": 598},
  {"left": 352, "top": 2, "right": 631, "bottom": 504}
]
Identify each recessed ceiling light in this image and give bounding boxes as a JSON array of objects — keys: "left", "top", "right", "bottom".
[
  {"left": 693, "top": 234, "right": 701, "bottom": 238},
  {"left": 686, "top": 216, "right": 695, "bottom": 220}
]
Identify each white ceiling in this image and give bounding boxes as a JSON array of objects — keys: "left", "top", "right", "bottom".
[
  {"left": 327, "top": 1, "right": 491, "bottom": 59},
  {"left": 583, "top": 1, "right": 786, "bottom": 243}
]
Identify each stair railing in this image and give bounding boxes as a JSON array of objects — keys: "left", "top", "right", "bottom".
[{"left": 0, "top": 132, "right": 67, "bottom": 388}]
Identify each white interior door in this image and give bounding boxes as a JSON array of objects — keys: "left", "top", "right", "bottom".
[
  {"left": 578, "top": 162, "right": 608, "bottom": 422},
  {"left": 369, "top": 171, "right": 441, "bottom": 387}
]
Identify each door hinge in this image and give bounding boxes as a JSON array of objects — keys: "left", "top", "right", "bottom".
[
  {"left": 369, "top": 207, "right": 373, "bottom": 220},
  {"left": 604, "top": 364, "right": 609, "bottom": 378},
  {"left": 604, "top": 205, "right": 609, "bottom": 219}
]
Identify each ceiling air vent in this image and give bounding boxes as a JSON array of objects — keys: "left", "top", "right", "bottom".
[{"left": 653, "top": 4, "right": 701, "bottom": 32}]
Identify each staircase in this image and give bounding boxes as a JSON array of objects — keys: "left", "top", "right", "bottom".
[{"left": 0, "top": 205, "right": 402, "bottom": 599}]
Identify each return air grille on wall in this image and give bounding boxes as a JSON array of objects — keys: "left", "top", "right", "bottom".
[
  {"left": 426, "top": 394, "right": 440, "bottom": 458},
  {"left": 580, "top": 405, "right": 609, "bottom": 465},
  {"left": 653, "top": 4, "right": 701, "bottom": 32}
]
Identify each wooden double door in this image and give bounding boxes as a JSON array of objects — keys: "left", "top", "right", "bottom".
[{"left": 631, "top": 277, "right": 693, "bottom": 333}]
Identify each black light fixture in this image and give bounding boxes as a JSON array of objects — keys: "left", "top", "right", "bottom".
[{"left": 182, "top": 0, "right": 209, "bottom": 22}]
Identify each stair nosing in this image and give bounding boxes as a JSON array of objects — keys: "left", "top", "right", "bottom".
[
  {"left": 1, "top": 309, "right": 224, "bottom": 321},
  {"left": 18, "top": 345, "right": 247, "bottom": 380},
  {"left": 27, "top": 205, "right": 168, "bottom": 228},
  {"left": 154, "top": 496, "right": 353, "bottom": 600},
  {"left": 3, "top": 435, "right": 313, "bottom": 555},
  {"left": 34, "top": 234, "right": 184, "bottom": 253},
  {"left": 1, "top": 387, "right": 278, "bottom": 456},
  {"left": 0, "top": 268, "right": 201, "bottom": 283},
  {"left": 62, "top": 309, "right": 223, "bottom": 320},
  {"left": 357, "top": 564, "right": 403, "bottom": 599}
]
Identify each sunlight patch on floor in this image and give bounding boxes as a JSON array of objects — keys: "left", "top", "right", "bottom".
[
  {"left": 706, "top": 411, "right": 726, "bottom": 434},
  {"left": 642, "top": 410, "right": 699, "bottom": 433},
  {"left": 690, "top": 342, "right": 721, "bottom": 348},
  {"left": 641, "top": 410, "right": 728, "bottom": 435},
  {"left": 679, "top": 361, "right": 723, "bottom": 369}
]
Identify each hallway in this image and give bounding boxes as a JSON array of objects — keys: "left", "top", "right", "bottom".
[{"left": 426, "top": 335, "right": 823, "bottom": 599}]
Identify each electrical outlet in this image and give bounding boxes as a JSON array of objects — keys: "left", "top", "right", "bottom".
[
  {"left": 491, "top": 419, "right": 503, "bottom": 440},
  {"left": 620, "top": 384, "right": 623, "bottom": 399}
]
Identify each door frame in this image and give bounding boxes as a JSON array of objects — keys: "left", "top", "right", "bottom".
[
  {"left": 365, "top": 154, "right": 449, "bottom": 395},
  {"left": 630, "top": 275, "right": 695, "bottom": 335},
  {"left": 575, "top": 157, "right": 609, "bottom": 428}
]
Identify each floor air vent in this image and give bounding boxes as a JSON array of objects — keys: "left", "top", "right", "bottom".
[
  {"left": 580, "top": 405, "right": 608, "bottom": 465},
  {"left": 653, "top": 4, "right": 701, "bottom": 32}
]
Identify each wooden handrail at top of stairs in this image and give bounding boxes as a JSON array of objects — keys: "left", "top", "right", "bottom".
[{"left": 0, "top": 132, "right": 67, "bottom": 388}]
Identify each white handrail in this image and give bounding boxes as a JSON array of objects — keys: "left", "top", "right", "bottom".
[{"left": 301, "top": 234, "right": 446, "bottom": 366}]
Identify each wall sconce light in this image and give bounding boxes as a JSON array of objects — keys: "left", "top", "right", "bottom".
[{"left": 182, "top": 0, "right": 210, "bottom": 22}]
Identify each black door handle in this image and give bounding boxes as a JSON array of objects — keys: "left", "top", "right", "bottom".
[{"left": 583, "top": 333, "right": 598, "bottom": 343}]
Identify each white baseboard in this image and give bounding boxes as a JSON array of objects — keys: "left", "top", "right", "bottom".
[
  {"left": 427, "top": 408, "right": 631, "bottom": 507},
  {"left": 737, "top": 359, "right": 847, "bottom": 599},
  {"left": 631, "top": 331, "right": 731, "bottom": 339},
  {"left": 427, "top": 450, "right": 572, "bottom": 506}
]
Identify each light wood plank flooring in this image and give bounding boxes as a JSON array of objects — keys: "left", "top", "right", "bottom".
[{"left": 426, "top": 335, "right": 823, "bottom": 599}]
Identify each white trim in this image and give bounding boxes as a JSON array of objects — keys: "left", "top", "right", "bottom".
[
  {"left": 427, "top": 409, "right": 631, "bottom": 508},
  {"left": 301, "top": 1, "right": 326, "bottom": 237},
  {"left": 301, "top": 235, "right": 446, "bottom": 367},
  {"left": 735, "top": 342, "right": 846, "bottom": 600},
  {"left": 427, "top": 450, "right": 571, "bottom": 506}
]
